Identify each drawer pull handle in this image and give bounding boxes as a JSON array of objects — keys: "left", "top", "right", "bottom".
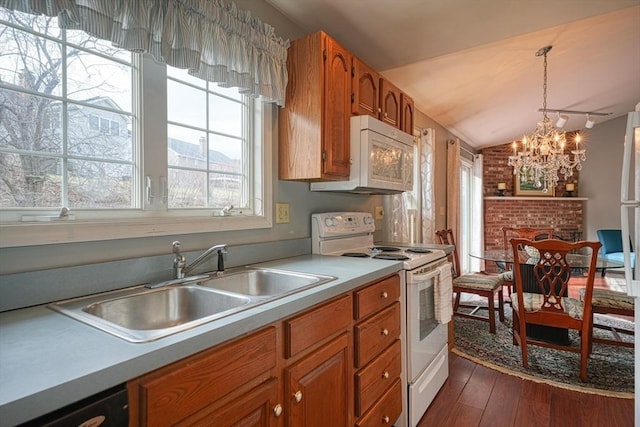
[
  {"left": 382, "top": 370, "right": 389, "bottom": 379},
  {"left": 381, "top": 291, "right": 388, "bottom": 299},
  {"left": 381, "top": 328, "right": 389, "bottom": 336},
  {"left": 293, "top": 390, "right": 303, "bottom": 403},
  {"left": 273, "top": 404, "right": 283, "bottom": 417},
  {"left": 382, "top": 415, "right": 390, "bottom": 424}
]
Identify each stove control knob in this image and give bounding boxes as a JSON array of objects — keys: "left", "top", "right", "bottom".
[
  {"left": 363, "top": 215, "right": 373, "bottom": 225},
  {"left": 324, "top": 217, "right": 336, "bottom": 227}
]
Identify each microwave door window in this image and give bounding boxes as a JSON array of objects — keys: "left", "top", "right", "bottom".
[{"left": 370, "top": 140, "right": 403, "bottom": 183}]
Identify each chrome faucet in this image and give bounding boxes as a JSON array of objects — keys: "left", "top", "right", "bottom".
[{"left": 172, "top": 240, "right": 228, "bottom": 279}]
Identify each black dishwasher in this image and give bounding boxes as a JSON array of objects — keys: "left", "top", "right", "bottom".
[{"left": 20, "top": 384, "right": 128, "bottom": 427}]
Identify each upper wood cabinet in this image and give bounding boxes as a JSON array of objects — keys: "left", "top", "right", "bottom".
[
  {"left": 401, "top": 93, "right": 414, "bottom": 134},
  {"left": 352, "top": 57, "right": 380, "bottom": 118},
  {"left": 379, "top": 78, "right": 402, "bottom": 129},
  {"left": 279, "top": 31, "right": 351, "bottom": 181}
]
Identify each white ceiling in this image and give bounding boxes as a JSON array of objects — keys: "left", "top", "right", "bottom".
[{"left": 266, "top": 0, "right": 640, "bottom": 148}]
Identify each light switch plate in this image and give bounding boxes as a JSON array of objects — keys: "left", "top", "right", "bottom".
[{"left": 276, "top": 203, "right": 290, "bottom": 224}]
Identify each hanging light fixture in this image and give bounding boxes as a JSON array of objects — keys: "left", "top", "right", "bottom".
[{"left": 508, "top": 45, "right": 586, "bottom": 192}]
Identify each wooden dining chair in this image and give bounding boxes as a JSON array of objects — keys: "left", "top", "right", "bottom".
[
  {"left": 435, "top": 229, "right": 505, "bottom": 333},
  {"left": 499, "top": 227, "right": 556, "bottom": 299},
  {"left": 509, "top": 238, "right": 601, "bottom": 381}
]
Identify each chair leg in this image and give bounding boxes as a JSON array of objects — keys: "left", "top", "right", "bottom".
[
  {"left": 487, "top": 292, "right": 496, "bottom": 334},
  {"left": 580, "top": 332, "right": 590, "bottom": 381},
  {"left": 497, "top": 289, "right": 505, "bottom": 322},
  {"left": 519, "top": 315, "right": 529, "bottom": 369}
]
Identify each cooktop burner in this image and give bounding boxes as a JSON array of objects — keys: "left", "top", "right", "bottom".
[
  {"left": 373, "top": 254, "right": 410, "bottom": 261},
  {"left": 405, "top": 248, "right": 433, "bottom": 254},
  {"left": 342, "top": 252, "right": 370, "bottom": 258},
  {"left": 372, "top": 246, "right": 401, "bottom": 252}
]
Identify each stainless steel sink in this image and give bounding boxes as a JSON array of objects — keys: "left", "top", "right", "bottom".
[
  {"left": 49, "top": 267, "right": 335, "bottom": 343},
  {"left": 49, "top": 285, "right": 252, "bottom": 343},
  {"left": 196, "top": 267, "right": 336, "bottom": 298}
]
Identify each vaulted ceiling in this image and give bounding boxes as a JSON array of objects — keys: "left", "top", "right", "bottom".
[{"left": 266, "top": 0, "right": 640, "bottom": 148}]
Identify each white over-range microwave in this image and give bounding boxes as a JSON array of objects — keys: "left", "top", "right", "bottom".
[{"left": 310, "top": 115, "right": 414, "bottom": 194}]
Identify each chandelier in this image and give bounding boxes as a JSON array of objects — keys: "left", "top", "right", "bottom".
[{"left": 508, "top": 45, "right": 586, "bottom": 192}]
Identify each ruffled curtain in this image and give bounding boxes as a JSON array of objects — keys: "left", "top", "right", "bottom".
[
  {"left": 384, "top": 128, "right": 435, "bottom": 244},
  {"left": 0, "top": 0, "right": 290, "bottom": 105}
]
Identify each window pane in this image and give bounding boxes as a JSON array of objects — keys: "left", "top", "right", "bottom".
[
  {"left": 167, "top": 67, "right": 206, "bottom": 88},
  {"left": 67, "top": 159, "right": 132, "bottom": 208},
  {"left": 167, "top": 79, "right": 206, "bottom": 128},
  {"left": 68, "top": 106, "right": 133, "bottom": 161},
  {"left": 0, "top": 91, "right": 63, "bottom": 154},
  {"left": 0, "top": 22, "right": 63, "bottom": 97},
  {"left": 0, "top": 154, "right": 62, "bottom": 207},
  {"left": 167, "top": 64, "right": 251, "bottom": 211},
  {"left": 67, "top": 47, "right": 132, "bottom": 113},
  {"left": 210, "top": 173, "right": 241, "bottom": 207},
  {"left": 168, "top": 169, "right": 207, "bottom": 208},
  {"left": 210, "top": 134, "right": 243, "bottom": 173},
  {"left": 208, "top": 94, "right": 243, "bottom": 137},
  {"left": 0, "top": 12, "right": 137, "bottom": 211},
  {"left": 0, "top": 9, "right": 62, "bottom": 39}
]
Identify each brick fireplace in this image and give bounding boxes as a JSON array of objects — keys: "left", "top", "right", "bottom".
[{"left": 481, "top": 143, "right": 585, "bottom": 255}]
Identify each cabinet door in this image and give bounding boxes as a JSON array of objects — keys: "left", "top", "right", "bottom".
[
  {"left": 379, "top": 79, "right": 401, "bottom": 129},
  {"left": 181, "top": 378, "right": 281, "bottom": 427},
  {"left": 285, "top": 333, "right": 351, "bottom": 427},
  {"left": 322, "top": 36, "right": 351, "bottom": 178},
  {"left": 401, "top": 93, "right": 414, "bottom": 134},
  {"left": 352, "top": 57, "right": 379, "bottom": 118}
]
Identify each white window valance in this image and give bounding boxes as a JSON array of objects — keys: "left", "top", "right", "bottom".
[{"left": 0, "top": 0, "right": 290, "bottom": 106}]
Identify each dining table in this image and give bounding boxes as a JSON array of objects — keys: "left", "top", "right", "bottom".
[{"left": 469, "top": 249, "right": 624, "bottom": 344}]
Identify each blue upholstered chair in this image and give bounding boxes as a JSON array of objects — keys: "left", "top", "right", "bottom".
[{"left": 596, "top": 229, "right": 634, "bottom": 277}]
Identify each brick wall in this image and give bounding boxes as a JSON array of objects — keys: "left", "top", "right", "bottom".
[{"left": 481, "top": 143, "right": 584, "bottom": 258}]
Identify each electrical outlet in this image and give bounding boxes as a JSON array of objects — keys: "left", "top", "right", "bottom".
[
  {"left": 374, "top": 206, "right": 384, "bottom": 219},
  {"left": 276, "top": 203, "right": 290, "bottom": 224}
]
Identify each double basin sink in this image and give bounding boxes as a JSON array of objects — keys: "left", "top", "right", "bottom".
[{"left": 49, "top": 267, "right": 336, "bottom": 343}]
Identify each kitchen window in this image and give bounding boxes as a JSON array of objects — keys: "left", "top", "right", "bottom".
[{"left": 0, "top": 9, "right": 272, "bottom": 247}]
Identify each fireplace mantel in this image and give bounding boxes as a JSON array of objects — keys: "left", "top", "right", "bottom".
[{"left": 484, "top": 196, "right": 588, "bottom": 201}]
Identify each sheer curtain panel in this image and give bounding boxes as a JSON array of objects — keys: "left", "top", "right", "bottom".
[
  {"left": 384, "top": 128, "right": 435, "bottom": 244},
  {"left": 1, "top": 0, "right": 290, "bottom": 105}
]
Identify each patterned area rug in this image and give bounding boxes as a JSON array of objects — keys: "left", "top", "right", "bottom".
[{"left": 453, "top": 304, "right": 635, "bottom": 398}]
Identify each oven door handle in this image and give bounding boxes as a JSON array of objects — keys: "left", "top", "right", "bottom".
[{"left": 409, "top": 268, "right": 440, "bottom": 282}]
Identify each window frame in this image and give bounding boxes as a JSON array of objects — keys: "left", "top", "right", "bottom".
[{"left": 0, "top": 34, "right": 273, "bottom": 248}]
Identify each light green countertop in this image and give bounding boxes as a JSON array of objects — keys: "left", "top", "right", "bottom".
[{"left": 0, "top": 254, "right": 401, "bottom": 426}]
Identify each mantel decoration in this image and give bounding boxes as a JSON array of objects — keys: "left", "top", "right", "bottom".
[{"left": 508, "top": 46, "right": 586, "bottom": 193}]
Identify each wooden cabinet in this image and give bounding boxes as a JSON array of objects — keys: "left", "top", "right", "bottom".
[
  {"left": 284, "top": 295, "right": 352, "bottom": 427},
  {"left": 279, "top": 30, "right": 351, "bottom": 181},
  {"left": 285, "top": 333, "right": 351, "bottom": 427},
  {"left": 127, "top": 327, "right": 278, "bottom": 427},
  {"left": 379, "top": 78, "right": 402, "bottom": 129},
  {"left": 353, "top": 275, "right": 402, "bottom": 424},
  {"left": 127, "top": 275, "right": 404, "bottom": 427},
  {"left": 352, "top": 57, "right": 380, "bottom": 118},
  {"left": 401, "top": 93, "right": 414, "bottom": 134}
]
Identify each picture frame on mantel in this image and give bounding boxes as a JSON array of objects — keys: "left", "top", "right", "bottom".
[{"left": 514, "top": 176, "right": 555, "bottom": 197}]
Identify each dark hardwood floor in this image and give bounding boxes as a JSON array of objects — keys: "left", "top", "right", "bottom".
[{"left": 419, "top": 352, "right": 634, "bottom": 427}]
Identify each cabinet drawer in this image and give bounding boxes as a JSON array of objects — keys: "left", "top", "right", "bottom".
[
  {"left": 132, "top": 327, "right": 276, "bottom": 426},
  {"left": 286, "top": 294, "right": 352, "bottom": 358},
  {"left": 355, "top": 378, "right": 402, "bottom": 427},
  {"left": 354, "top": 275, "right": 400, "bottom": 320},
  {"left": 355, "top": 339, "right": 401, "bottom": 416},
  {"left": 354, "top": 302, "right": 400, "bottom": 368}
]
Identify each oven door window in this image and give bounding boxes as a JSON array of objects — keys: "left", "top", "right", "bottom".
[{"left": 419, "top": 282, "right": 438, "bottom": 340}]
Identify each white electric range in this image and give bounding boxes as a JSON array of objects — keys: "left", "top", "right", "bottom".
[{"left": 311, "top": 212, "right": 452, "bottom": 427}]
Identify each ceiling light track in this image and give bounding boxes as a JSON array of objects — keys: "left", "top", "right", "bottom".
[{"left": 537, "top": 108, "right": 612, "bottom": 117}]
